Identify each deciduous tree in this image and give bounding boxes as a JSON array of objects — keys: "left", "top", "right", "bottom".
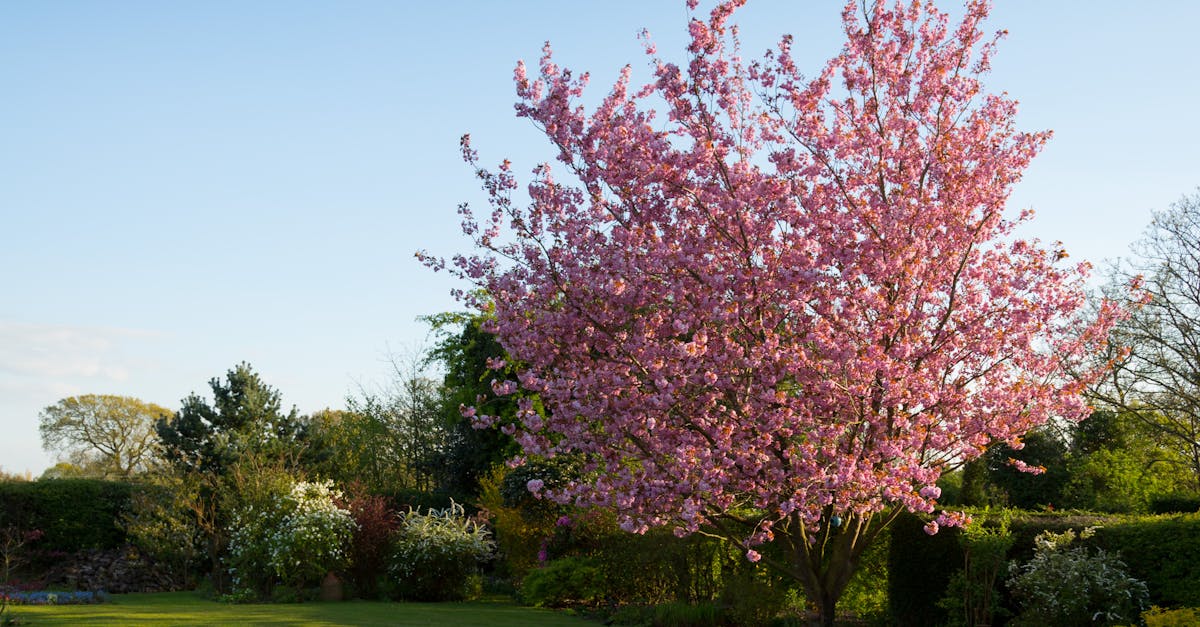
[
  {"left": 38, "top": 394, "right": 169, "bottom": 478},
  {"left": 1092, "top": 191, "right": 1200, "bottom": 492},
  {"left": 424, "top": 1, "right": 1122, "bottom": 622}
]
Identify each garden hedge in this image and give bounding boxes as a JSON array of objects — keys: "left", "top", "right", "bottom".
[
  {"left": 0, "top": 479, "right": 132, "bottom": 551},
  {"left": 887, "top": 509, "right": 1200, "bottom": 622}
]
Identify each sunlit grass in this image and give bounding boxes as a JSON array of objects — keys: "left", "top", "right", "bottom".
[{"left": 10, "top": 591, "right": 597, "bottom": 626}]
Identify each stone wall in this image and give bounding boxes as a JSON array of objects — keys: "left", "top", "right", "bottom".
[{"left": 43, "top": 545, "right": 184, "bottom": 593}]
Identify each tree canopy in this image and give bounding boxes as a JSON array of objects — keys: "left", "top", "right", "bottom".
[
  {"left": 425, "top": 0, "right": 1123, "bottom": 622},
  {"left": 156, "top": 362, "right": 309, "bottom": 476},
  {"left": 1093, "top": 190, "right": 1200, "bottom": 492},
  {"left": 38, "top": 394, "right": 170, "bottom": 478}
]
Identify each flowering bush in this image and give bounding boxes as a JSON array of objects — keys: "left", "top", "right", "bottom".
[
  {"left": 226, "top": 480, "right": 356, "bottom": 597},
  {"left": 386, "top": 500, "right": 494, "bottom": 601},
  {"left": 1006, "top": 527, "right": 1148, "bottom": 627}
]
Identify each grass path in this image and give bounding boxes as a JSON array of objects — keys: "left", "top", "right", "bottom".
[{"left": 9, "top": 591, "right": 597, "bottom": 626}]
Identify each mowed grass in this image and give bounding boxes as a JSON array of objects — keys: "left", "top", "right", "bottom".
[{"left": 10, "top": 591, "right": 598, "bottom": 626}]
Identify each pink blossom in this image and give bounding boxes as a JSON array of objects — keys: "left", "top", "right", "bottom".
[
  {"left": 425, "top": 0, "right": 1126, "bottom": 620},
  {"left": 746, "top": 549, "right": 762, "bottom": 563}
]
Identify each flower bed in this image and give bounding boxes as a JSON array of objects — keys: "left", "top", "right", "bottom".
[{"left": 0, "top": 588, "right": 107, "bottom": 605}]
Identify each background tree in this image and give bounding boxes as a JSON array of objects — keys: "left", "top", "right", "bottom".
[
  {"left": 423, "top": 313, "right": 519, "bottom": 498},
  {"left": 1091, "top": 191, "right": 1200, "bottom": 493},
  {"left": 38, "top": 394, "right": 169, "bottom": 478},
  {"left": 156, "top": 362, "right": 310, "bottom": 476},
  {"left": 306, "top": 352, "right": 448, "bottom": 495},
  {"left": 154, "top": 362, "right": 312, "bottom": 591},
  {"left": 1059, "top": 410, "right": 1192, "bottom": 512},
  {"left": 345, "top": 350, "right": 446, "bottom": 492},
  {"left": 979, "top": 428, "right": 1070, "bottom": 510},
  {"left": 425, "top": 1, "right": 1122, "bottom": 623}
]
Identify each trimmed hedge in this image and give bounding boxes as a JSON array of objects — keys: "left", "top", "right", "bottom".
[
  {"left": 0, "top": 479, "right": 132, "bottom": 551},
  {"left": 1149, "top": 495, "right": 1200, "bottom": 515},
  {"left": 1092, "top": 514, "right": 1200, "bottom": 608}
]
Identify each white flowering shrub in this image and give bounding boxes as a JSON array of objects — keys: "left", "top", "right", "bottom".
[
  {"left": 1006, "top": 527, "right": 1148, "bottom": 627},
  {"left": 386, "top": 500, "right": 495, "bottom": 601},
  {"left": 227, "top": 480, "right": 356, "bottom": 597}
]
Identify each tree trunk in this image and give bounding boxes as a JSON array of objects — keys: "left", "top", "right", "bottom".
[{"left": 818, "top": 592, "right": 838, "bottom": 627}]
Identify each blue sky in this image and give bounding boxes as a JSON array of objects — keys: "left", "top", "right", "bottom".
[{"left": 2, "top": 1, "right": 1198, "bottom": 475}]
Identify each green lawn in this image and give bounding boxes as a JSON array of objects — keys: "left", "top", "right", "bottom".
[{"left": 8, "top": 592, "right": 598, "bottom": 626}]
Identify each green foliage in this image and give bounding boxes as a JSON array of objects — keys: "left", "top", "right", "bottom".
[
  {"left": 156, "top": 362, "right": 310, "bottom": 476},
  {"left": 1148, "top": 495, "right": 1200, "bottom": 514},
  {"left": 608, "top": 601, "right": 724, "bottom": 627},
  {"left": 1060, "top": 448, "right": 1186, "bottom": 513},
  {"left": 938, "top": 512, "right": 1014, "bottom": 627},
  {"left": 0, "top": 479, "right": 131, "bottom": 552},
  {"left": 1091, "top": 514, "right": 1200, "bottom": 607},
  {"left": 386, "top": 500, "right": 495, "bottom": 601},
  {"left": 316, "top": 350, "right": 449, "bottom": 494},
  {"left": 122, "top": 473, "right": 203, "bottom": 588},
  {"left": 1060, "top": 410, "right": 1194, "bottom": 514},
  {"left": 838, "top": 529, "right": 890, "bottom": 623},
  {"left": 520, "top": 557, "right": 606, "bottom": 608},
  {"left": 983, "top": 429, "right": 1070, "bottom": 509},
  {"left": 423, "top": 315, "right": 520, "bottom": 497},
  {"left": 718, "top": 562, "right": 799, "bottom": 627},
  {"left": 1143, "top": 606, "right": 1200, "bottom": 627},
  {"left": 1006, "top": 527, "right": 1148, "bottom": 627},
  {"left": 154, "top": 363, "right": 318, "bottom": 592}
]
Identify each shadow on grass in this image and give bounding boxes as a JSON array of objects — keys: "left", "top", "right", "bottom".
[{"left": 12, "top": 591, "right": 598, "bottom": 626}]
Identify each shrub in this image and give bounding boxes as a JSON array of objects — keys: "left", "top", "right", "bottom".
[
  {"left": 267, "top": 481, "right": 356, "bottom": 591},
  {"left": 226, "top": 479, "right": 355, "bottom": 597},
  {"left": 520, "top": 557, "right": 606, "bottom": 608},
  {"left": 1143, "top": 606, "right": 1200, "bottom": 627},
  {"left": 938, "top": 511, "right": 1014, "bottom": 627},
  {"left": 718, "top": 560, "right": 801, "bottom": 627},
  {"left": 1006, "top": 527, "right": 1148, "bottom": 627},
  {"left": 341, "top": 488, "right": 397, "bottom": 598},
  {"left": 477, "top": 469, "right": 556, "bottom": 582},
  {"left": 839, "top": 528, "right": 890, "bottom": 624},
  {"left": 122, "top": 473, "right": 202, "bottom": 588},
  {"left": 386, "top": 500, "right": 494, "bottom": 601}
]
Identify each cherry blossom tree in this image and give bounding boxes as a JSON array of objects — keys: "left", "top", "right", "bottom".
[{"left": 422, "top": 1, "right": 1122, "bottom": 622}]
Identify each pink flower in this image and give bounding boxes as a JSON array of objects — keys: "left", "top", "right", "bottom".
[
  {"left": 923, "top": 521, "right": 939, "bottom": 536},
  {"left": 746, "top": 549, "right": 762, "bottom": 562},
  {"left": 526, "top": 479, "right": 545, "bottom": 496}
]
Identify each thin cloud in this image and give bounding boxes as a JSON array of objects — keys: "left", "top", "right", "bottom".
[{"left": 0, "top": 320, "right": 159, "bottom": 381}]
